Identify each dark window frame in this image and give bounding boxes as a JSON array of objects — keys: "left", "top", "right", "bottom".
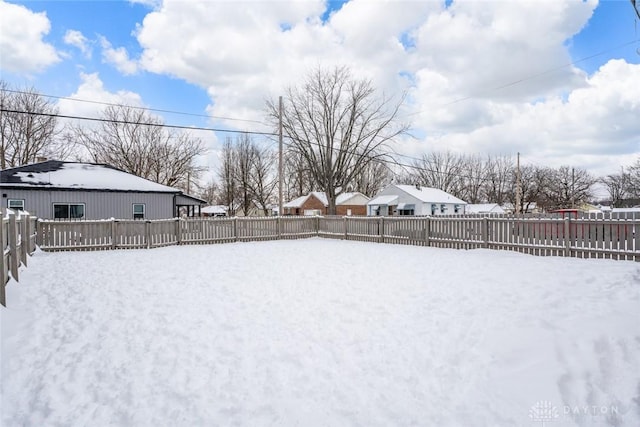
[
  {"left": 133, "top": 203, "right": 145, "bottom": 220},
  {"left": 53, "top": 203, "right": 85, "bottom": 219}
]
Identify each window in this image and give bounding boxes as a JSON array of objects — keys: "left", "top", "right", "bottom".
[
  {"left": 454, "top": 204, "right": 460, "bottom": 214},
  {"left": 440, "top": 204, "right": 447, "bottom": 214},
  {"left": 133, "top": 203, "right": 145, "bottom": 219},
  {"left": 431, "top": 204, "right": 437, "bottom": 215},
  {"left": 398, "top": 209, "right": 415, "bottom": 216},
  {"left": 53, "top": 203, "right": 85, "bottom": 219},
  {"left": 8, "top": 199, "right": 24, "bottom": 211}
]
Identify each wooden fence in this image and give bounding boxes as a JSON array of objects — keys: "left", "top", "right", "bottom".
[
  {"left": 36, "top": 214, "right": 640, "bottom": 262},
  {"left": 1, "top": 210, "right": 38, "bottom": 306}
]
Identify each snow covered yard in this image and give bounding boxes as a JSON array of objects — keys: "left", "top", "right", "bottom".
[{"left": 1, "top": 238, "right": 639, "bottom": 427}]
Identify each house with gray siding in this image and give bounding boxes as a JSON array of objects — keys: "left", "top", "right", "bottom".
[{"left": 0, "top": 160, "right": 205, "bottom": 220}]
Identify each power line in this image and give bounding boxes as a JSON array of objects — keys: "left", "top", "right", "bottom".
[
  {"left": 0, "top": 88, "right": 269, "bottom": 126},
  {"left": 0, "top": 108, "right": 278, "bottom": 138},
  {"left": 404, "top": 38, "right": 640, "bottom": 117}
]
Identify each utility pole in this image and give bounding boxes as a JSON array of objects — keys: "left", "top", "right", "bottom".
[
  {"left": 571, "top": 167, "right": 575, "bottom": 209},
  {"left": 278, "top": 96, "right": 284, "bottom": 217},
  {"left": 515, "top": 152, "right": 522, "bottom": 215}
]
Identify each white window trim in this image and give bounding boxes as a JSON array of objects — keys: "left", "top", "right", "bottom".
[
  {"left": 8, "top": 199, "right": 25, "bottom": 210},
  {"left": 133, "top": 203, "right": 146, "bottom": 219}
]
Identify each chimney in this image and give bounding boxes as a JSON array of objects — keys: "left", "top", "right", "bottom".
[
  {"left": 415, "top": 184, "right": 421, "bottom": 190},
  {"left": 36, "top": 156, "right": 48, "bottom": 163}
]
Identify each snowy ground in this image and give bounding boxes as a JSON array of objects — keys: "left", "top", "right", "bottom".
[{"left": 1, "top": 238, "right": 639, "bottom": 427}]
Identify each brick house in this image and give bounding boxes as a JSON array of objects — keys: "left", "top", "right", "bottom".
[{"left": 282, "top": 191, "right": 370, "bottom": 216}]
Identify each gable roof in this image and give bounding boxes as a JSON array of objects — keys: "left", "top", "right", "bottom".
[
  {"left": 202, "top": 205, "right": 228, "bottom": 215},
  {"left": 466, "top": 203, "right": 505, "bottom": 214},
  {"left": 393, "top": 184, "right": 467, "bottom": 204},
  {"left": 0, "top": 160, "right": 180, "bottom": 193},
  {"left": 367, "top": 195, "right": 399, "bottom": 206},
  {"left": 283, "top": 191, "right": 369, "bottom": 208}
]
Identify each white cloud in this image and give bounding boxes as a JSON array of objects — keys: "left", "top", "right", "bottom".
[
  {"left": 63, "top": 29, "right": 91, "bottom": 58},
  {"left": 99, "top": 36, "right": 139, "bottom": 75},
  {"left": 57, "top": 72, "right": 144, "bottom": 122},
  {"left": 93, "top": 0, "right": 637, "bottom": 176},
  {"left": 0, "top": 0, "right": 60, "bottom": 73}
]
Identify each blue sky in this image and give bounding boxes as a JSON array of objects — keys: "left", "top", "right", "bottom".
[{"left": 1, "top": 0, "right": 639, "bottom": 176}]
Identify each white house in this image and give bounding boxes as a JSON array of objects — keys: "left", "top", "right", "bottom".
[
  {"left": 367, "top": 184, "right": 467, "bottom": 216},
  {"left": 465, "top": 203, "right": 505, "bottom": 214}
]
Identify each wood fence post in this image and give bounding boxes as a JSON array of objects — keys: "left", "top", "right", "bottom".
[
  {"left": 1, "top": 216, "right": 6, "bottom": 307},
  {"left": 277, "top": 216, "right": 281, "bottom": 239},
  {"left": 8, "top": 213, "right": 19, "bottom": 282},
  {"left": 233, "top": 217, "right": 238, "bottom": 242},
  {"left": 175, "top": 218, "right": 182, "bottom": 245},
  {"left": 482, "top": 217, "right": 488, "bottom": 249},
  {"left": 36, "top": 220, "right": 43, "bottom": 247},
  {"left": 379, "top": 217, "right": 384, "bottom": 243},
  {"left": 343, "top": 216, "right": 348, "bottom": 240},
  {"left": 20, "top": 214, "right": 28, "bottom": 266},
  {"left": 564, "top": 217, "right": 571, "bottom": 257},
  {"left": 111, "top": 219, "right": 117, "bottom": 249},
  {"left": 145, "top": 221, "right": 151, "bottom": 249},
  {"left": 424, "top": 217, "right": 430, "bottom": 246}
]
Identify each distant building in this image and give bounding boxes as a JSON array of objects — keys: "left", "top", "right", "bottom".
[
  {"left": 367, "top": 184, "right": 467, "bottom": 216},
  {"left": 465, "top": 203, "right": 505, "bottom": 214},
  {"left": 282, "top": 191, "right": 370, "bottom": 216},
  {"left": 0, "top": 160, "right": 205, "bottom": 220},
  {"left": 201, "top": 205, "right": 228, "bottom": 217}
]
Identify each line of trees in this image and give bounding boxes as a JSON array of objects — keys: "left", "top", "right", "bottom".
[
  {"left": 3, "top": 76, "right": 640, "bottom": 213},
  {"left": 400, "top": 152, "right": 601, "bottom": 212}
]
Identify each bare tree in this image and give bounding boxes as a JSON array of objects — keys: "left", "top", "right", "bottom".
[
  {"left": 542, "top": 166, "right": 595, "bottom": 210},
  {"left": 627, "top": 158, "right": 640, "bottom": 201},
  {"left": 198, "top": 178, "right": 219, "bottom": 205},
  {"left": 283, "top": 150, "right": 313, "bottom": 200},
  {"left": 247, "top": 144, "right": 277, "bottom": 216},
  {"left": 216, "top": 138, "right": 240, "bottom": 216},
  {"left": 507, "top": 165, "right": 551, "bottom": 213},
  {"left": 0, "top": 81, "right": 63, "bottom": 168},
  {"left": 69, "top": 105, "right": 205, "bottom": 191},
  {"left": 268, "top": 65, "right": 408, "bottom": 214},
  {"left": 600, "top": 169, "right": 630, "bottom": 208},
  {"left": 409, "top": 151, "right": 465, "bottom": 197},
  {"left": 351, "top": 159, "right": 393, "bottom": 197},
  {"left": 232, "top": 134, "right": 255, "bottom": 216},
  {"left": 483, "top": 155, "right": 514, "bottom": 205},
  {"left": 458, "top": 154, "right": 486, "bottom": 203}
]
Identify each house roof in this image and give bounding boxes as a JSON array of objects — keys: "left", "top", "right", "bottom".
[
  {"left": 0, "top": 160, "right": 180, "bottom": 193},
  {"left": 283, "top": 191, "right": 369, "bottom": 208},
  {"left": 368, "top": 195, "right": 399, "bottom": 206},
  {"left": 201, "top": 205, "right": 228, "bottom": 215},
  {"left": 392, "top": 185, "right": 467, "bottom": 204},
  {"left": 466, "top": 203, "right": 505, "bottom": 214}
]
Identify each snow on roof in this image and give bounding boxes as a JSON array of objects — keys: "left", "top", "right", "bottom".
[
  {"left": 1, "top": 161, "right": 180, "bottom": 193},
  {"left": 466, "top": 203, "right": 505, "bottom": 214},
  {"left": 284, "top": 192, "right": 368, "bottom": 208},
  {"left": 368, "top": 195, "right": 399, "bottom": 206},
  {"left": 202, "top": 205, "right": 227, "bottom": 215},
  {"left": 283, "top": 195, "right": 309, "bottom": 209},
  {"left": 394, "top": 185, "right": 467, "bottom": 204}
]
